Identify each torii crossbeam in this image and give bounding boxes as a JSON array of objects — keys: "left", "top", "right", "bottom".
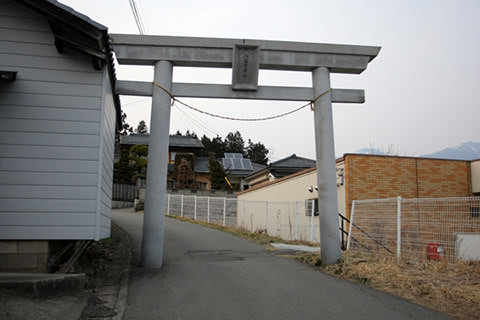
[{"left": 111, "top": 34, "right": 380, "bottom": 267}]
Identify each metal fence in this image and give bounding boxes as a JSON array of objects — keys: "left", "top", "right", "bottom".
[
  {"left": 165, "top": 195, "right": 320, "bottom": 243},
  {"left": 347, "top": 196, "right": 480, "bottom": 263},
  {"left": 166, "top": 194, "right": 238, "bottom": 227}
]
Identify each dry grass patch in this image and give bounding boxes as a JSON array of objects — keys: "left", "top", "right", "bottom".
[{"left": 298, "top": 251, "right": 480, "bottom": 320}]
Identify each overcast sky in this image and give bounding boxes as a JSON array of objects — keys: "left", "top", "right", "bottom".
[{"left": 63, "top": 0, "right": 480, "bottom": 161}]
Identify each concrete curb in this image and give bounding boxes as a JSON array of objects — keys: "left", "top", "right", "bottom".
[
  {"left": 271, "top": 243, "right": 320, "bottom": 252},
  {"left": 0, "top": 272, "right": 86, "bottom": 298},
  {"left": 111, "top": 225, "right": 132, "bottom": 320},
  {"left": 79, "top": 222, "right": 133, "bottom": 320}
]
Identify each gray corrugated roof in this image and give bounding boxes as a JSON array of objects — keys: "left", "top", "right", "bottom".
[
  {"left": 227, "top": 162, "right": 266, "bottom": 177},
  {"left": 170, "top": 135, "right": 204, "bottom": 148},
  {"left": 120, "top": 134, "right": 204, "bottom": 148},
  {"left": 43, "top": 0, "right": 108, "bottom": 30},
  {"left": 269, "top": 154, "right": 316, "bottom": 168}
]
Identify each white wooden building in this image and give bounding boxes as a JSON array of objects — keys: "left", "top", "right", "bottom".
[{"left": 0, "top": 0, "right": 120, "bottom": 250}]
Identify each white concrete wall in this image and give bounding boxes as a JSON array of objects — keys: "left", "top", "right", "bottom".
[
  {"left": 237, "top": 169, "right": 320, "bottom": 241},
  {"left": 472, "top": 160, "right": 480, "bottom": 194},
  {"left": 0, "top": 0, "right": 112, "bottom": 240}
]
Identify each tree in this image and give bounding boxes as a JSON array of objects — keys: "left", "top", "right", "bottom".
[
  {"left": 245, "top": 139, "right": 269, "bottom": 165},
  {"left": 224, "top": 131, "right": 244, "bottom": 154},
  {"left": 208, "top": 152, "right": 229, "bottom": 190},
  {"left": 129, "top": 144, "right": 148, "bottom": 180},
  {"left": 119, "top": 111, "right": 133, "bottom": 136},
  {"left": 135, "top": 120, "right": 148, "bottom": 134},
  {"left": 199, "top": 135, "right": 226, "bottom": 157},
  {"left": 184, "top": 130, "right": 198, "bottom": 138},
  {"left": 113, "top": 150, "right": 134, "bottom": 184}
]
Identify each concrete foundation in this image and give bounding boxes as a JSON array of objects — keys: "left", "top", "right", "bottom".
[{"left": 0, "top": 241, "right": 49, "bottom": 273}]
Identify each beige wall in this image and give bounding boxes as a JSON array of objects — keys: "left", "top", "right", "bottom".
[
  {"left": 336, "top": 161, "right": 346, "bottom": 216},
  {"left": 472, "top": 160, "right": 480, "bottom": 193},
  {"left": 237, "top": 169, "right": 320, "bottom": 242}
]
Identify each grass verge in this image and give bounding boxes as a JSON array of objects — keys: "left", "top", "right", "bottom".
[{"left": 298, "top": 251, "right": 480, "bottom": 320}]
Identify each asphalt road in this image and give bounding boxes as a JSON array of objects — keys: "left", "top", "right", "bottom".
[{"left": 113, "top": 209, "right": 451, "bottom": 320}]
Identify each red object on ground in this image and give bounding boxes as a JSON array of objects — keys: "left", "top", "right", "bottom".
[{"left": 427, "top": 243, "right": 444, "bottom": 260}]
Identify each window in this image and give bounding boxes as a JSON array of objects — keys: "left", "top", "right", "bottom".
[{"left": 305, "top": 198, "right": 319, "bottom": 216}]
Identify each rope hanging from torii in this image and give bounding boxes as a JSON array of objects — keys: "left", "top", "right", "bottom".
[{"left": 152, "top": 81, "right": 331, "bottom": 122}]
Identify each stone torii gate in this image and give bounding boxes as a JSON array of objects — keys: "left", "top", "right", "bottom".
[{"left": 111, "top": 34, "right": 380, "bottom": 267}]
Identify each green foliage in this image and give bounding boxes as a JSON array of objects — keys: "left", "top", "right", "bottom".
[
  {"left": 135, "top": 120, "right": 148, "bottom": 134},
  {"left": 245, "top": 139, "right": 269, "bottom": 165},
  {"left": 113, "top": 150, "right": 134, "bottom": 184},
  {"left": 119, "top": 111, "right": 133, "bottom": 136},
  {"left": 128, "top": 144, "right": 148, "bottom": 180},
  {"left": 208, "top": 152, "right": 229, "bottom": 190},
  {"left": 224, "top": 131, "right": 245, "bottom": 154},
  {"left": 199, "top": 135, "right": 226, "bottom": 157}
]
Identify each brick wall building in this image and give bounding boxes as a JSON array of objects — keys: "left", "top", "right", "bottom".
[{"left": 341, "top": 154, "right": 472, "bottom": 217}]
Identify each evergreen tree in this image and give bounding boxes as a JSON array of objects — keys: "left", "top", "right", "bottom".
[
  {"left": 208, "top": 153, "right": 228, "bottom": 190},
  {"left": 199, "top": 135, "right": 226, "bottom": 157},
  {"left": 119, "top": 111, "right": 133, "bottom": 136},
  {"left": 113, "top": 150, "right": 134, "bottom": 184},
  {"left": 135, "top": 120, "right": 148, "bottom": 134},
  {"left": 224, "top": 131, "right": 244, "bottom": 154},
  {"left": 245, "top": 139, "right": 269, "bottom": 165},
  {"left": 128, "top": 145, "right": 148, "bottom": 180}
]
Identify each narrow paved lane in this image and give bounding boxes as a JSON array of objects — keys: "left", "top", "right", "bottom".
[{"left": 113, "top": 209, "right": 451, "bottom": 320}]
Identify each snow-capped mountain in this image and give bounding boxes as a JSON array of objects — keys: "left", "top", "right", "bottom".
[{"left": 422, "top": 142, "right": 480, "bottom": 161}]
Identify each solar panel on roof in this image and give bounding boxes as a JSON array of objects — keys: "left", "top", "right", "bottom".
[
  {"left": 222, "top": 158, "right": 233, "bottom": 169},
  {"left": 224, "top": 153, "right": 243, "bottom": 159},
  {"left": 242, "top": 159, "right": 253, "bottom": 170},
  {"left": 233, "top": 158, "right": 242, "bottom": 169}
]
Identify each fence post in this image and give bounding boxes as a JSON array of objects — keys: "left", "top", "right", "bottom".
[
  {"left": 265, "top": 201, "right": 269, "bottom": 232},
  {"left": 243, "top": 199, "right": 246, "bottom": 229},
  {"left": 194, "top": 195, "right": 197, "bottom": 220},
  {"left": 347, "top": 200, "right": 356, "bottom": 250},
  {"left": 223, "top": 197, "right": 226, "bottom": 226},
  {"left": 167, "top": 194, "right": 170, "bottom": 215},
  {"left": 397, "top": 196, "right": 402, "bottom": 260},
  {"left": 180, "top": 194, "right": 184, "bottom": 217},
  {"left": 207, "top": 197, "right": 210, "bottom": 223},
  {"left": 295, "top": 201, "right": 299, "bottom": 240},
  {"left": 310, "top": 199, "right": 315, "bottom": 242}
]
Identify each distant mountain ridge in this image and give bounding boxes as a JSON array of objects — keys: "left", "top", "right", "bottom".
[
  {"left": 354, "top": 142, "right": 480, "bottom": 161},
  {"left": 422, "top": 141, "right": 480, "bottom": 161}
]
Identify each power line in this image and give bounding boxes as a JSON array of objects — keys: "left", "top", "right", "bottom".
[
  {"left": 129, "top": 0, "right": 146, "bottom": 34},
  {"left": 173, "top": 104, "right": 221, "bottom": 137},
  {"left": 122, "top": 98, "right": 150, "bottom": 106}
]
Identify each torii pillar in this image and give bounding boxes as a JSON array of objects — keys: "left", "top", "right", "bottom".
[
  {"left": 111, "top": 34, "right": 380, "bottom": 267},
  {"left": 142, "top": 61, "right": 172, "bottom": 267}
]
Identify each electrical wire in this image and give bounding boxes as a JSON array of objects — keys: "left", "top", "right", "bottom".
[{"left": 129, "top": 0, "right": 146, "bottom": 34}]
